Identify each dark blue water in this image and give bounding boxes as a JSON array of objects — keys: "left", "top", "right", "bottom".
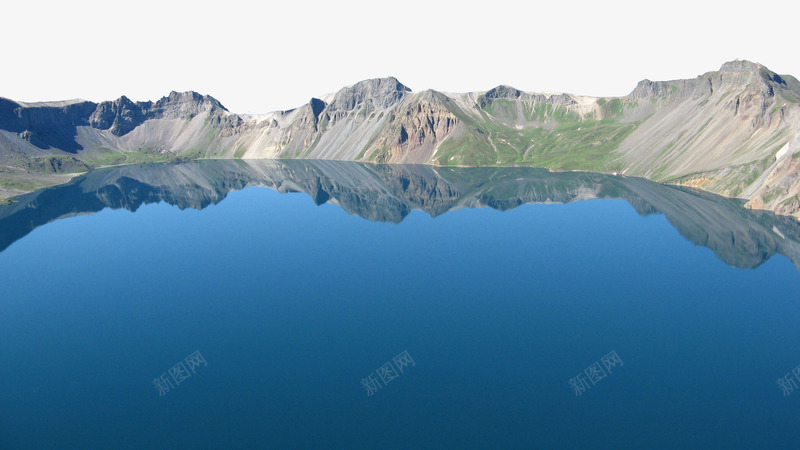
[{"left": 2, "top": 176, "right": 800, "bottom": 448}]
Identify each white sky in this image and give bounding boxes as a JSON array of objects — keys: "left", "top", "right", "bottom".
[{"left": 2, "top": 0, "right": 797, "bottom": 114}]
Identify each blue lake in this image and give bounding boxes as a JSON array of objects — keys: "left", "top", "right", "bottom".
[{"left": 1, "top": 160, "right": 800, "bottom": 448}]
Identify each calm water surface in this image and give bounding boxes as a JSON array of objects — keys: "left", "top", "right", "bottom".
[{"left": 1, "top": 160, "right": 799, "bottom": 449}]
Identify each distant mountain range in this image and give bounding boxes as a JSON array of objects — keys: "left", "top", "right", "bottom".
[{"left": 2, "top": 60, "right": 800, "bottom": 218}]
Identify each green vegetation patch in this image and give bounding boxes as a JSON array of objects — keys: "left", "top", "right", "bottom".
[
  {"left": 27, "top": 155, "right": 90, "bottom": 173},
  {"left": 0, "top": 177, "right": 46, "bottom": 192},
  {"left": 435, "top": 101, "right": 638, "bottom": 171},
  {"left": 83, "top": 147, "right": 182, "bottom": 168},
  {"left": 762, "top": 189, "right": 782, "bottom": 204},
  {"left": 600, "top": 98, "right": 624, "bottom": 118}
]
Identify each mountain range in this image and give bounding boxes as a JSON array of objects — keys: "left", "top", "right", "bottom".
[{"left": 2, "top": 60, "right": 800, "bottom": 218}]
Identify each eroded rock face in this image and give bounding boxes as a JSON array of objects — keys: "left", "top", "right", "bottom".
[
  {"left": 372, "top": 91, "right": 459, "bottom": 163},
  {"left": 629, "top": 79, "right": 675, "bottom": 99},
  {"left": 89, "top": 96, "right": 145, "bottom": 136}
]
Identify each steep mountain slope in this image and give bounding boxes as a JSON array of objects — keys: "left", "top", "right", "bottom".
[{"left": 2, "top": 60, "right": 800, "bottom": 217}]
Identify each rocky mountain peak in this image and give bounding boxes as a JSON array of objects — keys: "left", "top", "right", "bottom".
[
  {"left": 328, "top": 77, "right": 411, "bottom": 112},
  {"left": 157, "top": 91, "right": 227, "bottom": 113},
  {"left": 416, "top": 89, "right": 450, "bottom": 102},
  {"left": 115, "top": 95, "right": 134, "bottom": 105},
  {"left": 715, "top": 60, "right": 791, "bottom": 87},
  {"left": 629, "top": 61, "right": 793, "bottom": 100},
  {"left": 719, "top": 60, "right": 763, "bottom": 74},
  {"left": 485, "top": 85, "right": 522, "bottom": 99},
  {"left": 89, "top": 95, "right": 146, "bottom": 136},
  {"left": 710, "top": 60, "right": 800, "bottom": 101}
]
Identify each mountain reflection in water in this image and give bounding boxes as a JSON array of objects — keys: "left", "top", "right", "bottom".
[{"left": 2, "top": 159, "right": 798, "bottom": 270}]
